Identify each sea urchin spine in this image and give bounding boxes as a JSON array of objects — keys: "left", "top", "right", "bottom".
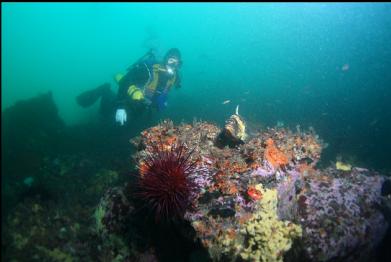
[{"left": 137, "top": 142, "right": 197, "bottom": 222}]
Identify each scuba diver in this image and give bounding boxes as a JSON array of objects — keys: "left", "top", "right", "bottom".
[{"left": 76, "top": 48, "right": 182, "bottom": 126}]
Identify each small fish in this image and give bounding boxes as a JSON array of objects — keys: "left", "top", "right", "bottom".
[
  {"left": 222, "top": 100, "right": 231, "bottom": 105},
  {"left": 370, "top": 119, "right": 378, "bottom": 126},
  {"left": 342, "top": 64, "right": 349, "bottom": 71}
]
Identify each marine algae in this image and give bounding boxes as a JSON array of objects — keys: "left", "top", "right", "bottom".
[{"left": 240, "top": 185, "right": 302, "bottom": 262}]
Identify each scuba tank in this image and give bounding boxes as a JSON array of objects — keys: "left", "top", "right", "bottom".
[
  {"left": 127, "top": 48, "right": 156, "bottom": 71},
  {"left": 117, "top": 49, "right": 157, "bottom": 91}
]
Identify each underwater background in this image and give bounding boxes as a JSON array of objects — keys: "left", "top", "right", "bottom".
[
  {"left": 2, "top": 3, "right": 391, "bottom": 261},
  {"left": 3, "top": 2, "right": 391, "bottom": 171}
]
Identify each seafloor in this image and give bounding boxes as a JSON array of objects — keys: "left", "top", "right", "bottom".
[{"left": 2, "top": 93, "right": 391, "bottom": 262}]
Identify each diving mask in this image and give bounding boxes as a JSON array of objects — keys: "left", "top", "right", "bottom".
[
  {"left": 167, "top": 57, "right": 179, "bottom": 66},
  {"left": 166, "top": 57, "right": 179, "bottom": 75}
]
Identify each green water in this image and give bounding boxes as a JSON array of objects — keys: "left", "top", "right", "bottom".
[{"left": 2, "top": 3, "right": 391, "bottom": 170}]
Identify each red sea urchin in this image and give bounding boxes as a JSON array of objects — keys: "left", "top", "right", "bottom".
[{"left": 137, "top": 142, "right": 197, "bottom": 222}]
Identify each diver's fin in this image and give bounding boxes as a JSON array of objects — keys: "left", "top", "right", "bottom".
[
  {"left": 114, "top": 74, "right": 124, "bottom": 84},
  {"left": 76, "top": 83, "right": 110, "bottom": 108}
]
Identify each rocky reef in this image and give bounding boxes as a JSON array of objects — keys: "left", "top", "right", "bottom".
[
  {"left": 2, "top": 95, "right": 390, "bottom": 261},
  {"left": 94, "top": 118, "right": 390, "bottom": 262}
]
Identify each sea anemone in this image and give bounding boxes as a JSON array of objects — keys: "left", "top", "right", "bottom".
[
  {"left": 264, "top": 138, "right": 289, "bottom": 168},
  {"left": 136, "top": 142, "right": 197, "bottom": 222}
]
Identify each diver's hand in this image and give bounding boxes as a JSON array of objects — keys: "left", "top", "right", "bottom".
[{"left": 115, "top": 109, "right": 127, "bottom": 126}]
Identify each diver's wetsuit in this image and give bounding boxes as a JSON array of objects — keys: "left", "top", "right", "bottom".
[
  {"left": 115, "top": 61, "right": 151, "bottom": 112},
  {"left": 76, "top": 54, "right": 181, "bottom": 122},
  {"left": 116, "top": 54, "right": 181, "bottom": 112},
  {"left": 76, "top": 82, "right": 116, "bottom": 118}
]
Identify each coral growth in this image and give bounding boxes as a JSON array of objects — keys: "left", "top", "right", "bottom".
[
  {"left": 247, "top": 185, "right": 263, "bottom": 201},
  {"left": 127, "top": 119, "right": 389, "bottom": 261},
  {"left": 264, "top": 138, "right": 289, "bottom": 168},
  {"left": 240, "top": 185, "right": 302, "bottom": 262}
]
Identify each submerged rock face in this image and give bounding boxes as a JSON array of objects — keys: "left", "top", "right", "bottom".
[
  {"left": 2, "top": 92, "right": 67, "bottom": 214},
  {"left": 2, "top": 92, "right": 65, "bottom": 179},
  {"left": 279, "top": 167, "right": 387, "bottom": 262},
  {"left": 90, "top": 121, "right": 390, "bottom": 261},
  {"left": 2, "top": 92, "right": 65, "bottom": 152},
  {"left": 97, "top": 119, "right": 390, "bottom": 261}
]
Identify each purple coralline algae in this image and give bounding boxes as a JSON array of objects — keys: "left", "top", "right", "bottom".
[
  {"left": 94, "top": 119, "right": 390, "bottom": 261},
  {"left": 296, "top": 168, "right": 387, "bottom": 261}
]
